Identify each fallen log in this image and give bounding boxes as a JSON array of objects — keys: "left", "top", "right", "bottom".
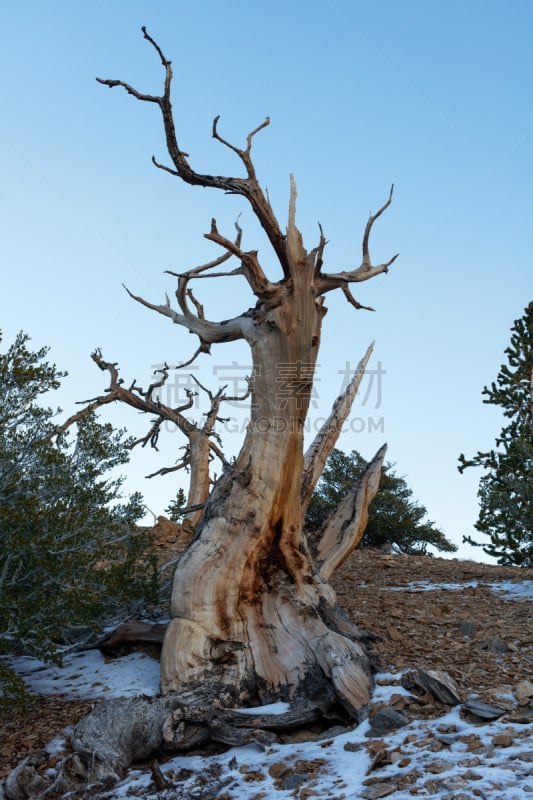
[
  {"left": 95, "top": 621, "right": 167, "bottom": 656},
  {"left": 3, "top": 694, "right": 340, "bottom": 799}
]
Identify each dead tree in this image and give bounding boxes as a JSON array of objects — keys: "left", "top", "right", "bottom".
[
  {"left": 54, "top": 349, "right": 248, "bottom": 528},
  {"left": 102, "top": 23, "right": 396, "bottom": 720},
  {"left": 4, "top": 28, "right": 398, "bottom": 798}
]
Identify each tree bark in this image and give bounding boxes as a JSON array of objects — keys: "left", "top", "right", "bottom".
[{"left": 160, "top": 193, "right": 378, "bottom": 718}]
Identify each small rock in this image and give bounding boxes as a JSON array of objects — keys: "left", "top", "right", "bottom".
[
  {"left": 387, "top": 626, "right": 402, "bottom": 642},
  {"left": 439, "top": 775, "right": 467, "bottom": 790},
  {"left": 366, "top": 708, "right": 409, "bottom": 737},
  {"left": 513, "top": 751, "right": 533, "bottom": 763},
  {"left": 282, "top": 773, "right": 309, "bottom": 791},
  {"left": 429, "top": 739, "right": 445, "bottom": 752},
  {"left": 268, "top": 762, "right": 290, "bottom": 779},
  {"left": 486, "top": 686, "right": 516, "bottom": 710},
  {"left": 366, "top": 740, "right": 387, "bottom": 755},
  {"left": 462, "top": 700, "right": 506, "bottom": 721},
  {"left": 389, "top": 693, "right": 407, "bottom": 708},
  {"left": 343, "top": 741, "right": 363, "bottom": 753},
  {"left": 459, "top": 734, "right": 484, "bottom": 752},
  {"left": 462, "top": 768, "right": 482, "bottom": 780},
  {"left": 459, "top": 620, "right": 476, "bottom": 636},
  {"left": 434, "top": 731, "right": 459, "bottom": 745},
  {"left": 426, "top": 760, "right": 452, "bottom": 774},
  {"left": 388, "top": 750, "right": 403, "bottom": 764},
  {"left": 512, "top": 708, "right": 533, "bottom": 724},
  {"left": 459, "top": 756, "right": 482, "bottom": 767},
  {"left": 492, "top": 732, "right": 514, "bottom": 747},
  {"left": 361, "top": 782, "right": 397, "bottom": 799},
  {"left": 402, "top": 669, "right": 461, "bottom": 705},
  {"left": 477, "top": 637, "right": 507, "bottom": 655},
  {"left": 318, "top": 724, "right": 348, "bottom": 740},
  {"left": 367, "top": 749, "right": 392, "bottom": 773},
  {"left": 437, "top": 724, "right": 458, "bottom": 733},
  {"left": 516, "top": 680, "right": 533, "bottom": 703}
]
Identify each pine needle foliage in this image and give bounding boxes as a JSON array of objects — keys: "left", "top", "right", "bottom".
[
  {"left": 306, "top": 448, "right": 456, "bottom": 555},
  {"left": 459, "top": 302, "right": 533, "bottom": 565},
  {"left": 0, "top": 332, "right": 158, "bottom": 678}
]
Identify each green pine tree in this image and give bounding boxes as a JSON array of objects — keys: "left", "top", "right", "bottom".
[
  {"left": 0, "top": 332, "right": 159, "bottom": 687},
  {"left": 459, "top": 302, "right": 533, "bottom": 565},
  {"left": 306, "top": 448, "right": 456, "bottom": 555},
  {"left": 165, "top": 488, "right": 187, "bottom": 522}
]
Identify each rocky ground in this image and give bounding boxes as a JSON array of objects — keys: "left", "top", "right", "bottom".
[
  {"left": 334, "top": 550, "right": 533, "bottom": 707},
  {"left": 2, "top": 550, "right": 533, "bottom": 798}
]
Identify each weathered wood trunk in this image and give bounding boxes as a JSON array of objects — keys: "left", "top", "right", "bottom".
[
  {"left": 3, "top": 29, "right": 399, "bottom": 798},
  {"left": 160, "top": 195, "right": 379, "bottom": 717}
]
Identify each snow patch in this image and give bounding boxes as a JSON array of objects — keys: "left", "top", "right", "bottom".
[
  {"left": 387, "top": 578, "right": 533, "bottom": 600},
  {"left": 236, "top": 701, "right": 291, "bottom": 715}
]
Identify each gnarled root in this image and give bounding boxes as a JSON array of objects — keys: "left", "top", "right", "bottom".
[{"left": 3, "top": 693, "right": 357, "bottom": 799}]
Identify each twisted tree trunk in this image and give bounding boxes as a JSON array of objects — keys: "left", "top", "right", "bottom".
[
  {"left": 160, "top": 191, "right": 381, "bottom": 716},
  {"left": 3, "top": 28, "right": 399, "bottom": 799}
]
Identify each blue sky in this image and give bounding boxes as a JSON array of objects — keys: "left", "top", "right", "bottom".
[{"left": 1, "top": 1, "right": 531, "bottom": 559}]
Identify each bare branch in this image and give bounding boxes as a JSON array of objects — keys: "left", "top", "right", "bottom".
[
  {"left": 142, "top": 364, "right": 171, "bottom": 403},
  {"left": 146, "top": 461, "right": 189, "bottom": 479},
  {"left": 95, "top": 77, "right": 160, "bottom": 104},
  {"left": 167, "top": 344, "right": 208, "bottom": 370},
  {"left": 52, "top": 392, "right": 116, "bottom": 438},
  {"left": 98, "top": 28, "right": 289, "bottom": 277},
  {"left": 301, "top": 343, "right": 375, "bottom": 513},
  {"left": 141, "top": 25, "right": 169, "bottom": 71},
  {"left": 123, "top": 284, "right": 246, "bottom": 344},
  {"left": 163, "top": 502, "right": 206, "bottom": 519},
  {"left": 188, "top": 374, "right": 250, "bottom": 440},
  {"left": 212, "top": 116, "right": 245, "bottom": 159},
  {"left": 54, "top": 351, "right": 204, "bottom": 451},
  {"left": 246, "top": 117, "right": 271, "bottom": 152},
  {"left": 362, "top": 184, "right": 394, "bottom": 265},
  {"left": 151, "top": 155, "right": 180, "bottom": 176},
  {"left": 220, "top": 376, "right": 252, "bottom": 405},
  {"left": 311, "top": 444, "right": 387, "bottom": 580},
  {"left": 131, "top": 417, "right": 164, "bottom": 451},
  {"left": 212, "top": 115, "right": 270, "bottom": 181},
  {"left": 341, "top": 284, "right": 375, "bottom": 313},
  {"left": 170, "top": 268, "right": 244, "bottom": 281},
  {"left": 204, "top": 219, "right": 281, "bottom": 300},
  {"left": 311, "top": 222, "right": 328, "bottom": 277},
  {"left": 187, "top": 289, "right": 204, "bottom": 320},
  {"left": 165, "top": 218, "right": 243, "bottom": 280},
  {"left": 53, "top": 350, "right": 236, "bottom": 530},
  {"left": 316, "top": 185, "right": 398, "bottom": 296},
  {"left": 286, "top": 174, "right": 306, "bottom": 271}
]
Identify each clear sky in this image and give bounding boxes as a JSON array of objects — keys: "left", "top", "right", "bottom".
[{"left": 0, "top": 1, "right": 531, "bottom": 560}]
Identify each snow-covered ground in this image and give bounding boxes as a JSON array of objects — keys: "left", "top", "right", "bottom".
[
  {"left": 4, "top": 579, "right": 533, "bottom": 799},
  {"left": 385, "top": 579, "right": 533, "bottom": 600}
]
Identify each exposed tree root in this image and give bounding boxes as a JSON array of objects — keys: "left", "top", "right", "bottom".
[{"left": 3, "top": 693, "right": 359, "bottom": 799}]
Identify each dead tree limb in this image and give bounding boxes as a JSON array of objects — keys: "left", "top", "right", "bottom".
[
  {"left": 311, "top": 445, "right": 388, "bottom": 580},
  {"left": 52, "top": 351, "right": 243, "bottom": 526},
  {"left": 301, "top": 342, "right": 375, "bottom": 513}
]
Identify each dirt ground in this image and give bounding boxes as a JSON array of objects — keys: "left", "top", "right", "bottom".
[
  {"left": 2, "top": 550, "right": 532, "bottom": 783},
  {"left": 333, "top": 550, "right": 533, "bottom": 704}
]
